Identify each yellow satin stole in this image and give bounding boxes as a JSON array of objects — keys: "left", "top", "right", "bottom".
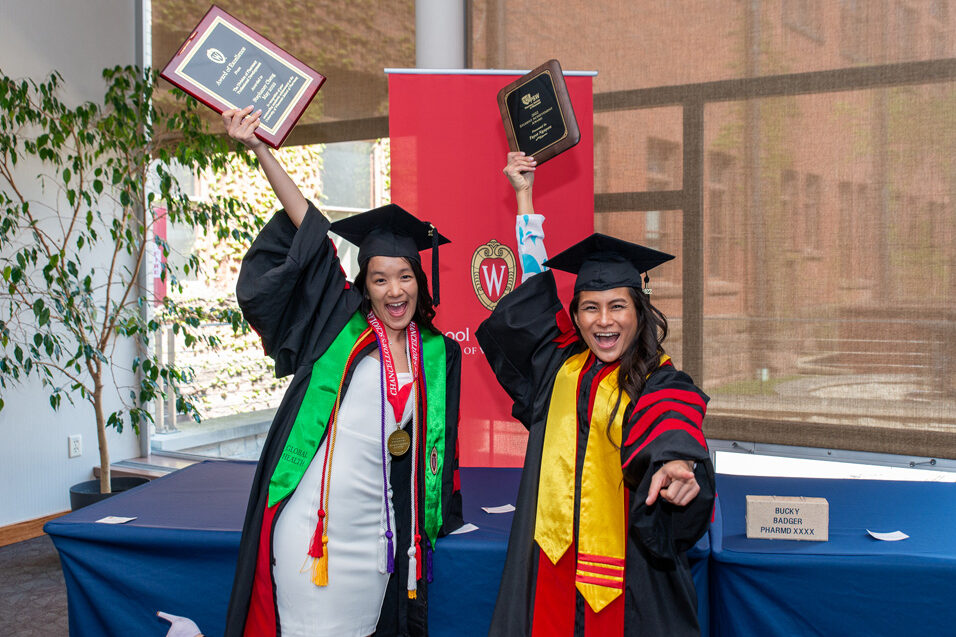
[
  {"left": 534, "top": 350, "right": 627, "bottom": 612},
  {"left": 534, "top": 351, "right": 672, "bottom": 612}
]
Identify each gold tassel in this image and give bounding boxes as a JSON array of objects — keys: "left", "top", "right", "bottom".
[
  {"left": 311, "top": 536, "right": 329, "bottom": 586},
  {"left": 408, "top": 589, "right": 417, "bottom": 599}
]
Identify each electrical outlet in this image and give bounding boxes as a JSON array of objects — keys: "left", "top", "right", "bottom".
[{"left": 68, "top": 434, "right": 82, "bottom": 458}]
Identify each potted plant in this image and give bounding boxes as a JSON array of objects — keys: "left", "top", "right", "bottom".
[{"left": 0, "top": 65, "right": 261, "bottom": 502}]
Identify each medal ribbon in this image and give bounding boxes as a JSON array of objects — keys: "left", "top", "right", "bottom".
[{"left": 366, "top": 311, "right": 420, "bottom": 420}]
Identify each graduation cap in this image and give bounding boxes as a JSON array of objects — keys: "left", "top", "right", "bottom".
[
  {"left": 329, "top": 203, "right": 450, "bottom": 304},
  {"left": 543, "top": 233, "right": 674, "bottom": 294}
]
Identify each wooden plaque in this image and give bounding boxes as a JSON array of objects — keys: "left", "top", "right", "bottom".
[
  {"left": 497, "top": 59, "right": 581, "bottom": 164},
  {"left": 159, "top": 5, "right": 325, "bottom": 148}
]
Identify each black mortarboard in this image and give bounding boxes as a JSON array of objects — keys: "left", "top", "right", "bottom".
[
  {"left": 543, "top": 233, "right": 674, "bottom": 294},
  {"left": 329, "top": 203, "right": 450, "bottom": 304}
]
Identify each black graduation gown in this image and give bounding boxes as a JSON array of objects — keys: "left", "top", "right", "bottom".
[
  {"left": 475, "top": 270, "right": 715, "bottom": 637},
  {"left": 224, "top": 203, "right": 464, "bottom": 637}
]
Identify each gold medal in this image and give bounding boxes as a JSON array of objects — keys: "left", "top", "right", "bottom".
[{"left": 387, "top": 429, "right": 411, "bottom": 456}]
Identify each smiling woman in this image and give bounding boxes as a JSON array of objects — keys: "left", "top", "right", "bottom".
[
  {"left": 365, "top": 257, "right": 419, "bottom": 330},
  {"left": 474, "top": 153, "right": 715, "bottom": 637},
  {"left": 572, "top": 289, "right": 639, "bottom": 363},
  {"left": 219, "top": 108, "right": 463, "bottom": 637}
]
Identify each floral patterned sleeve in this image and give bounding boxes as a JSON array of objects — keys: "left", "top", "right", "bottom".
[{"left": 515, "top": 213, "right": 549, "bottom": 282}]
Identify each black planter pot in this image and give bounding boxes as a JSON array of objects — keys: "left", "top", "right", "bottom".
[{"left": 69, "top": 476, "right": 150, "bottom": 511}]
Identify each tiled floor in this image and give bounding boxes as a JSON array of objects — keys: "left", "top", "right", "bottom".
[{"left": 0, "top": 536, "right": 69, "bottom": 636}]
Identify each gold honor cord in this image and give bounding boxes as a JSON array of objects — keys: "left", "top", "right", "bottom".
[{"left": 534, "top": 350, "right": 629, "bottom": 613}]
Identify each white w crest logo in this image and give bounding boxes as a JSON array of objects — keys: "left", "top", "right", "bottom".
[
  {"left": 471, "top": 240, "right": 516, "bottom": 311},
  {"left": 482, "top": 264, "right": 508, "bottom": 297}
]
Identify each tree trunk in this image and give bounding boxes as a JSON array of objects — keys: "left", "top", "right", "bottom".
[{"left": 94, "top": 381, "right": 111, "bottom": 494}]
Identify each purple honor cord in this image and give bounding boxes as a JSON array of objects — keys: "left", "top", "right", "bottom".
[{"left": 377, "top": 334, "right": 396, "bottom": 574}]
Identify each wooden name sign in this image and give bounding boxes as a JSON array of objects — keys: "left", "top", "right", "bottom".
[{"left": 746, "top": 495, "right": 829, "bottom": 541}]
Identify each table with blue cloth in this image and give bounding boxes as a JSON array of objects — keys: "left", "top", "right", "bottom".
[
  {"left": 709, "top": 474, "right": 956, "bottom": 636},
  {"left": 429, "top": 468, "right": 710, "bottom": 637},
  {"left": 44, "top": 460, "right": 710, "bottom": 636}
]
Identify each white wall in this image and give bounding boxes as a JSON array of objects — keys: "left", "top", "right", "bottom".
[{"left": 0, "top": 0, "right": 141, "bottom": 525}]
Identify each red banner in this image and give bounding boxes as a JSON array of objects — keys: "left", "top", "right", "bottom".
[{"left": 389, "top": 70, "right": 594, "bottom": 466}]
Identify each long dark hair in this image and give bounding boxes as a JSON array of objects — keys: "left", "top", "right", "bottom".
[
  {"left": 354, "top": 257, "right": 439, "bottom": 334},
  {"left": 569, "top": 287, "right": 668, "bottom": 440}
]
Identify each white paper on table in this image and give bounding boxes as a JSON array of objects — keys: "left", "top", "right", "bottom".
[
  {"left": 95, "top": 516, "right": 137, "bottom": 524},
  {"left": 867, "top": 529, "right": 909, "bottom": 541},
  {"left": 482, "top": 504, "right": 516, "bottom": 514},
  {"left": 451, "top": 523, "right": 479, "bottom": 535}
]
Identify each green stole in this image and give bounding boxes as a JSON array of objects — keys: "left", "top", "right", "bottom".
[{"left": 267, "top": 311, "right": 450, "bottom": 544}]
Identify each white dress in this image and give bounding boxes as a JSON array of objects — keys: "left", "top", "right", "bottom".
[{"left": 272, "top": 356, "right": 413, "bottom": 637}]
